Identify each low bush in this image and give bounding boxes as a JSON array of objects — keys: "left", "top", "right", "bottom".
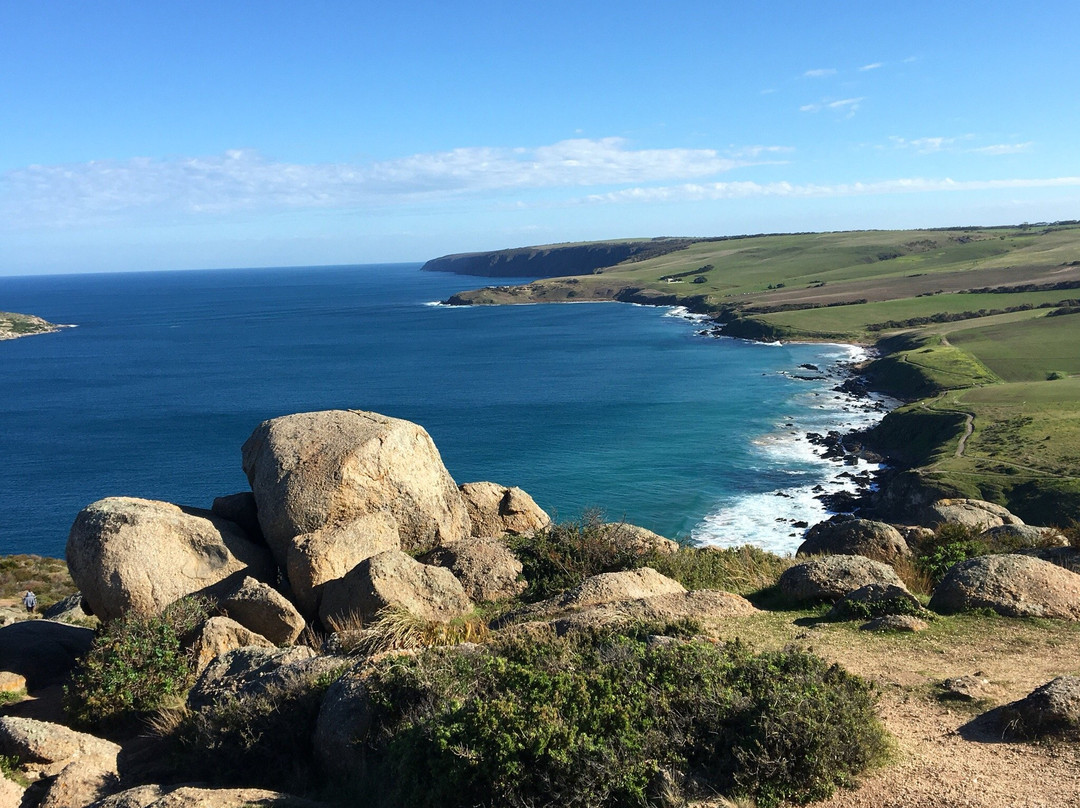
[
  {"left": 352, "top": 627, "right": 888, "bottom": 808},
  {"left": 64, "top": 597, "right": 210, "bottom": 733},
  {"left": 505, "top": 513, "right": 642, "bottom": 602},
  {"left": 643, "top": 544, "right": 792, "bottom": 595},
  {"left": 166, "top": 664, "right": 345, "bottom": 795}
]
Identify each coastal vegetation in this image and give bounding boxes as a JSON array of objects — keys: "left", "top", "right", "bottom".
[{"left": 439, "top": 223, "right": 1080, "bottom": 523}]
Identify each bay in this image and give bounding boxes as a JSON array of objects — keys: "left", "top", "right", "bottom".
[{"left": 0, "top": 263, "right": 886, "bottom": 559}]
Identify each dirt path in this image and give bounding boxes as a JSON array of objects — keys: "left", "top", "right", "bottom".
[{"left": 703, "top": 612, "right": 1080, "bottom": 808}]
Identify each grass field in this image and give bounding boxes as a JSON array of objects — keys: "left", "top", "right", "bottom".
[{"left": 446, "top": 222, "right": 1080, "bottom": 524}]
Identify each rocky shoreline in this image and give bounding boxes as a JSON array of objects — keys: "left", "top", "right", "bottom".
[{"left": 0, "top": 312, "right": 66, "bottom": 341}]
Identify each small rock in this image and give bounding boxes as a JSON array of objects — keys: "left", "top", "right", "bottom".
[
  {"left": 187, "top": 617, "right": 275, "bottom": 674},
  {"left": 420, "top": 537, "right": 526, "bottom": 602},
  {"left": 999, "top": 676, "right": 1080, "bottom": 739},
  {"left": 458, "top": 482, "right": 551, "bottom": 537},
  {"left": 827, "top": 583, "right": 923, "bottom": 621},
  {"left": 318, "top": 549, "right": 473, "bottom": 629},
  {"left": 860, "top": 614, "right": 928, "bottom": 633},
  {"left": 0, "top": 672, "right": 26, "bottom": 694},
  {"left": 217, "top": 576, "right": 306, "bottom": 646},
  {"left": 939, "top": 674, "right": 995, "bottom": 702}
]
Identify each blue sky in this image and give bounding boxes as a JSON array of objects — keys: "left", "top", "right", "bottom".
[{"left": 2, "top": 1, "right": 1079, "bottom": 274}]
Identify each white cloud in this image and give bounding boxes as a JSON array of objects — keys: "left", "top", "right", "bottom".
[
  {"left": 801, "top": 97, "right": 864, "bottom": 116},
  {"left": 803, "top": 68, "right": 837, "bottom": 78},
  {"left": 971, "top": 142, "right": 1033, "bottom": 156},
  {"left": 579, "top": 176, "right": 1080, "bottom": 205},
  {"left": 858, "top": 62, "right": 883, "bottom": 71},
  {"left": 0, "top": 139, "right": 765, "bottom": 228},
  {"left": 890, "top": 136, "right": 1032, "bottom": 156}
]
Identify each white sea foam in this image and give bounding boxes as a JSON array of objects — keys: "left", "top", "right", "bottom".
[
  {"left": 691, "top": 354, "right": 895, "bottom": 555},
  {"left": 664, "top": 306, "right": 711, "bottom": 322}
]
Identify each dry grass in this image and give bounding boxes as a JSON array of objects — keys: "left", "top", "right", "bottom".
[{"left": 329, "top": 606, "right": 489, "bottom": 657}]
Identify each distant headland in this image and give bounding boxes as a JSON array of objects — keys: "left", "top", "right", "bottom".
[{"left": 0, "top": 311, "right": 64, "bottom": 340}]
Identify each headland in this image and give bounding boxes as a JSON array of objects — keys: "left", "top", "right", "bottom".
[
  {"left": 0, "top": 312, "right": 64, "bottom": 340},
  {"left": 431, "top": 223, "right": 1080, "bottom": 527}
]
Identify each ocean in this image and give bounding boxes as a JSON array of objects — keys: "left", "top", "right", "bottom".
[{"left": 0, "top": 263, "right": 888, "bottom": 559}]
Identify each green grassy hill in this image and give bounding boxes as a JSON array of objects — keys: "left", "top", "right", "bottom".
[{"left": 442, "top": 223, "right": 1080, "bottom": 524}]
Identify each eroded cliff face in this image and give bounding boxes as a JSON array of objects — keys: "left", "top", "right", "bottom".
[{"left": 421, "top": 239, "right": 698, "bottom": 278}]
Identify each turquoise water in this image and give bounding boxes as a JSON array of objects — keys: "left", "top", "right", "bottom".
[{"left": 0, "top": 264, "right": 885, "bottom": 558}]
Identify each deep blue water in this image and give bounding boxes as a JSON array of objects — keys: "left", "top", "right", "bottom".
[{"left": 0, "top": 264, "right": 885, "bottom": 558}]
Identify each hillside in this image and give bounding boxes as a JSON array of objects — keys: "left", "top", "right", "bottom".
[{"left": 440, "top": 223, "right": 1080, "bottom": 524}]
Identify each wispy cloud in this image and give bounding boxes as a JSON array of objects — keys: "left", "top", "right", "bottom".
[
  {"left": 579, "top": 176, "right": 1080, "bottom": 205},
  {"left": 858, "top": 62, "right": 884, "bottom": 71},
  {"left": 803, "top": 68, "right": 837, "bottom": 78},
  {"left": 0, "top": 139, "right": 771, "bottom": 228},
  {"left": 890, "top": 136, "right": 1032, "bottom": 156},
  {"left": 971, "top": 142, "right": 1033, "bottom": 156},
  {"left": 800, "top": 97, "right": 864, "bottom": 116}
]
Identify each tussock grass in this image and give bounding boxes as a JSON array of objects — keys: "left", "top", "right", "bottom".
[{"left": 330, "top": 606, "right": 489, "bottom": 656}]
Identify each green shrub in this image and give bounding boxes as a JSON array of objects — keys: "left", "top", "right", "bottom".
[
  {"left": 167, "top": 664, "right": 345, "bottom": 794},
  {"left": 915, "top": 524, "right": 987, "bottom": 583},
  {"left": 64, "top": 597, "right": 210, "bottom": 732},
  {"left": 643, "top": 544, "right": 792, "bottom": 595},
  {"left": 353, "top": 627, "right": 888, "bottom": 808},
  {"left": 506, "top": 513, "right": 642, "bottom": 602}
]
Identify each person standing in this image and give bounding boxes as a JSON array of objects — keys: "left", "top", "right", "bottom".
[{"left": 22, "top": 590, "right": 36, "bottom": 614}]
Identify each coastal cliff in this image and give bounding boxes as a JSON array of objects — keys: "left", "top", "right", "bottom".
[{"left": 421, "top": 238, "right": 701, "bottom": 277}]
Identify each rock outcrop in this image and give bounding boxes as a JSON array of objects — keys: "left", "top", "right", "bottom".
[
  {"left": 241, "top": 410, "right": 470, "bottom": 562},
  {"left": 318, "top": 550, "right": 472, "bottom": 628},
  {"left": 778, "top": 555, "right": 905, "bottom": 603},
  {"left": 85, "top": 784, "right": 325, "bottom": 807},
  {"left": 186, "top": 646, "right": 321, "bottom": 709},
  {"left": 929, "top": 554, "right": 1080, "bottom": 619},
  {"left": 459, "top": 482, "right": 551, "bottom": 537},
  {"left": 421, "top": 537, "right": 526, "bottom": 602},
  {"left": 924, "top": 498, "right": 1023, "bottom": 531},
  {"left": 798, "top": 516, "right": 909, "bottom": 562},
  {"left": 66, "top": 498, "right": 275, "bottom": 622},
  {"left": 596, "top": 523, "right": 680, "bottom": 555}
]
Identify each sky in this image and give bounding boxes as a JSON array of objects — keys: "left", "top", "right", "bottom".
[{"left": 2, "top": 0, "right": 1079, "bottom": 275}]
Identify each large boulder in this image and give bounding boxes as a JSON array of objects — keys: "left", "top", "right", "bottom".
[
  {"left": 595, "top": 523, "right": 680, "bottom": 555},
  {"left": 929, "top": 554, "right": 1080, "bottom": 619},
  {"left": 978, "top": 524, "right": 1067, "bottom": 549},
  {"left": 798, "top": 516, "right": 909, "bottom": 562},
  {"left": 217, "top": 576, "right": 306, "bottom": 645},
  {"left": 924, "top": 498, "right": 1023, "bottom": 531},
  {"left": 0, "top": 776, "right": 23, "bottom": 808},
  {"left": 420, "top": 538, "right": 526, "bottom": 602},
  {"left": 778, "top": 555, "right": 905, "bottom": 603},
  {"left": 998, "top": 676, "right": 1080, "bottom": 740},
  {"left": 548, "top": 590, "right": 758, "bottom": 635},
  {"left": 241, "top": 410, "right": 470, "bottom": 562},
  {"left": 0, "top": 716, "right": 119, "bottom": 767},
  {"left": 556, "top": 568, "right": 686, "bottom": 608},
  {"left": 66, "top": 497, "right": 275, "bottom": 622},
  {"left": 284, "top": 515, "right": 401, "bottom": 619},
  {"left": 318, "top": 550, "right": 472, "bottom": 629},
  {"left": 458, "top": 482, "right": 551, "bottom": 537},
  {"left": 0, "top": 621, "right": 94, "bottom": 690}
]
